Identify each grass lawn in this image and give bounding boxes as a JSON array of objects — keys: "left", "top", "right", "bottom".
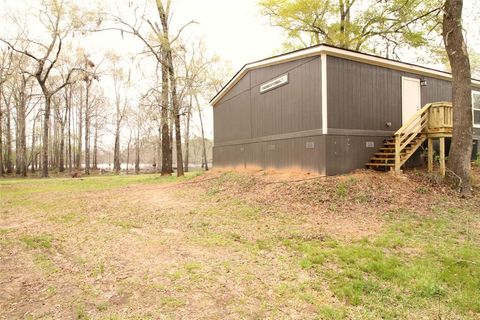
[{"left": 1, "top": 170, "right": 479, "bottom": 319}]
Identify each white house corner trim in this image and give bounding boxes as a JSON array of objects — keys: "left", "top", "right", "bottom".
[{"left": 321, "top": 54, "right": 328, "bottom": 135}]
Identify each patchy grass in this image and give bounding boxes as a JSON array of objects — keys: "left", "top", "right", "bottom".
[
  {"left": 21, "top": 234, "right": 53, "bottom": 249},
  {"left": 1, "top": 170, "right": 479, "bottom": 319}
]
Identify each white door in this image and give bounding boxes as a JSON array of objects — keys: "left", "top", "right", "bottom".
[{"left": 402, "top": 77, "right": 421, "bottom": 125}]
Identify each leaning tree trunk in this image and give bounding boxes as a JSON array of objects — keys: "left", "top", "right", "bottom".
[{"left": 443, "top": 0, "right": 473, "bottom": 195}]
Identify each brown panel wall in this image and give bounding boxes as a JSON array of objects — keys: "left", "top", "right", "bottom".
[
  {"left": 213, "top": 91, "right": 251, "bottom": 144},
  {"left": 213, "top": 56, "right": 324, "bottom": 173},
  {"left": 327, "top": 56, "right": 402, "bottom": 131},
  {"left": 220, "top": 73, "right": 251, "bottom": 102},
  {"left": 214, "top": 56, "right": 322, "bottom": 144},
  {"left": 213, "top": 136, "right": 326, "bottom": 174},
  {"left": 250, "top": 57, "right": 322, "bottom": 138},
  {"left": 325, "top": 135, "right": 387, "bottom": 175},
  {"left": 327, "top": 56, "right": 457, "bottom": 132}
]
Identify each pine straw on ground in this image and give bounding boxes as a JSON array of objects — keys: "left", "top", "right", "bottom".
[{"left": 197, "top": 168, "right": 472, "bottom": 240}]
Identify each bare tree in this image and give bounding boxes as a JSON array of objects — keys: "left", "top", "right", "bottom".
[{"left": 1, "top": 1, "right": 83, "bottom": 177}]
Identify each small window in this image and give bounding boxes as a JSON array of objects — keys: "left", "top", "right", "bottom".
[{"left": 473, "top": 91, "right": 480, "bottom": 128}]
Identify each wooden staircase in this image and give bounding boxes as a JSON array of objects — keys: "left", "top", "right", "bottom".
[
  {"left": 366, "top": 102, "right": 453, "bottom": 174},
  {"left": 367, "top": 134, "right": 426, "bottom": 171}
]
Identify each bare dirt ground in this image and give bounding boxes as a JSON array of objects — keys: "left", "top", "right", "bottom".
[{"left": 1, "top": 168, "right": 479, "bottom": 319}]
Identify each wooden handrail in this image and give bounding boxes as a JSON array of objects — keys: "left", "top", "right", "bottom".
[{"left": 394, "top": 101, "right": 453, "bottom": 173}]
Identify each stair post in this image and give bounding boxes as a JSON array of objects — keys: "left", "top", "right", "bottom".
[
  {"left": 439, "top": 137, "right": 446, "bottom": 177},
  {"left": 394, "top": 134, "right": 401, "bottom": 173}
]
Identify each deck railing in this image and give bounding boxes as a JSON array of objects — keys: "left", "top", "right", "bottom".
[{"left": 394, "top": 102, "right": 453, "bottom": 173}]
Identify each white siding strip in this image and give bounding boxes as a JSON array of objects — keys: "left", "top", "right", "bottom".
[{"left": 321, "top": 54, "right": 328, "bottom": 134}]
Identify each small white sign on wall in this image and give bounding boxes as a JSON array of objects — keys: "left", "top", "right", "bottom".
[
  {"left": 260, "top": 74, "right": 289, "bottom": 94},
  {"left": 306, "top": 142, "right": 315, "bottom": 149},
  {"left": 366, "top": 141, "right": 375, "bottom": 148}
]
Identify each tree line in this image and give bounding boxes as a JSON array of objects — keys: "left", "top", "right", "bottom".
[{"left": 0, "top": 0, "right": 224, "bottom": 178}]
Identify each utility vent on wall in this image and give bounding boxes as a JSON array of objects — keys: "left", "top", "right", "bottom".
[{"left": 260, "top": 74, "right": 289, "bottom": 94}]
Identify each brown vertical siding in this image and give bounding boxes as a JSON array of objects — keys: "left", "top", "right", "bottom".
[
  {"left": 220, "top": 73, "right": 251, "bottom": 103},
  {"left": 420, "top": 77, "right": 452, "bottom": 103},
  {"left": 214, "top": 135, "right": 325, "bottom": 174},
  {"left": 327, "top": 56, "right": 402, "bottom": 131},
  {"left": 250, "top": 58, "right": 322, "bottom": 138},
  {"left": 325, "top": 56, "right": 459, "bottom": 175},
  {"left": 213, "top": 56, "right": 324, "bottom": 173},
  {"left": 213, "top": 91, "right": 251, "bottom": 143},
  {"left": 213, "top": 52, "right": 479, "bottom": 176},
  {"left": 325, "top": 135, "right": 387, "bottom": 175}
]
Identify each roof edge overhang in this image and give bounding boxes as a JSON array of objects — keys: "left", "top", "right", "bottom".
[{"left": 210, "top": 44, "right": 480, "bottom": 107}]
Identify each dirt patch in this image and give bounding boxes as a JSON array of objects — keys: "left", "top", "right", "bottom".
[{"left": 196, "top": 168, "right": 466, "bottom": 240}]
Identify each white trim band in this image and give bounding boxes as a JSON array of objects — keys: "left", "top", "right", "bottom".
[{"left": 321, "top": 54, "right": 328, "bottom": 134}]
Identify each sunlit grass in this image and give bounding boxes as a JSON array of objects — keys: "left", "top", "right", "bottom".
[{"left": 283, "top": 208, "right": 480, "bottom": 318}]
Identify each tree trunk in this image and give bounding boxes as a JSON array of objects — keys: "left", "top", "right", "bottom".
[
  {"left": 194, "top": 94, "right": 209, "bottom": 171},
  {"left": 42, "top": 95, "right": 52, "bottom": 178},
  {"left": 76, "top": 86, "right": 83, "bottom": 169},
  {"left": 68, "top": 89, "right": 72, "bottom": 172},
  {"left": 184, "top": 95, "right": 192, "bottom": 173},
  {"left": 164, "top": 34, "right": 184, "bottom": 177},
  {"left": 160, "top": 49, "right": 172, "bottom": 176},
  {"left": 5, "top": 102, "right": 12, "bottom": 174},
  {"left": 59, "top": 87, "right": 69, "bottom": 173},
  {"left": 113, "top": 125, "right": 121, "bottom": 174},
  {"left": 16, "top": 83, "right": 27, "bottom": 177},
  {"left": 443, "top": 0, "right": 473, "bottom": 195},
  {"left": 93, "top": 116, "right": 98, "bottom": 170},
  {"left": 126, "top": 130, "right": 132, "bottom": 172},
  {"left": 0, "top": 87, "right": 3, "bottom": 177},
  {"left": 85, "top": 81, "right": 91, "bottom": 175},
  {"left": 30, "top": 111, "right": 37, "bottom": 174},
  {"left": 135, "top": 125, "right": 140, "bottom": 174}
]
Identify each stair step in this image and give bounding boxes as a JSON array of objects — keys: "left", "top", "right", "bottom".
[
  {"left": 375, "top": 152, "right": 395, "bottom": 156},
  {"left": 370, "top": 158, "right": 395, "bottom": 162},
  {"left": 384, "top": 140, "right": 421, "bottom": 146},
  {"left": 366, "top": 163, "right": 395, "bottom": 167},
  {"left": 379, "top": 147, "right": 413, "bottom": 151}
]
